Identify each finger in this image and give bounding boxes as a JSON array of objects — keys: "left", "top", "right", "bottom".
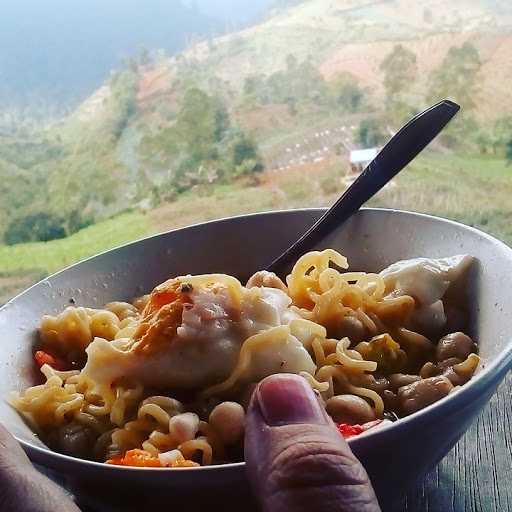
[
  {"left": 0, "top": 422, "right": 33, "bottom": 471},
  {"left": 245, "top": 374, "right": 381, "bottom": 512},
  {"left": 0, "top": 423, "right": 81, "bottom": 512}
]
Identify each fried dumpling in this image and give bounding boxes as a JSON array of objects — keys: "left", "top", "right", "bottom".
[
  {"left": 80, "top": 275, "right": 306, "bottom": 390},
  {"left": 380, "top": 255, "right": 474, "bottom": 306}
]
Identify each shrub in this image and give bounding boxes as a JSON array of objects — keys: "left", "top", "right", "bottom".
[
  {"left": 329, "top": 72, "right": 365, "bottom": 113},
  {"left": 357, "top": 119, "right": 386, "bottom": 148},
  {"left": 4, "top": 212, "right": 66, "bottom": 245},
  {"left": 232, "top": 132, "right": 258, "bottom": 166},
  {"left": 233, "top": 158, "right": 264, "bottom": 178}
]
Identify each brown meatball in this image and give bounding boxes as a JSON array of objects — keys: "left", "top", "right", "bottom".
[
  {"left": 436, "top": 332, "right": 474, "bottom": 362},
  {"left": 396, "top": 328, "right": 434, "bottom": 370},
  {"left": 246, "top": 271, "right": 287, "bottom": 292},
  {"left": 325, "top": 394, "right": 376, "bottom": 424},
  {"left": 388, "top": 373, "right": 421, "bottom": 392},
  {"left": 398, "top": 376, "right": 453, "bottom": 416},
  {"left": 442, "top": 367, "right": 467, "bottom": 387},
  {"left": 434, "top": 357, "right": 465, "bottom": 386},
  {"left": 331, "top": 315, "right": 366, "bottom": 344},
  {"left": 57, "top": 422, "right": 96, "bottom": 458},
  {"left": 443, "top": 353, "right": 480, "bottom": 386},
  {"left": 436, "top": 357, "right": 463, "bottom": 372}
]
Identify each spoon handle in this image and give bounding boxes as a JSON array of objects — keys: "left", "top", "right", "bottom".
[{"left": 266, "top": 99, "right": 460, "bottom": 275}]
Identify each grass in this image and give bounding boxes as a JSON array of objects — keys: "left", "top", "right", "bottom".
[
  {"left": 0, "top": 212, "right": 150, "bottom": 303},
  {"left": 369, "top": 152, "right": 512, "bottom": 245},
  {"left": 1, "top": 151, "right": 510, "bottom": 304},
  {"left": 148, "top": 152, "right": 512, "bottom": 246},
  {"left": 0, "top": 211, "right": 150, "bottom": 274},
  {"left": 147, "top": 157, "right": 345, "bottom": 233}
]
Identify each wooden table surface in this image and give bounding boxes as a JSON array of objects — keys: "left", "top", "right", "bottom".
[
  {"left": 49, "top": 371, "right": 512, "bottom": 512},
  {"left": 401, "top": 372, "right": 512, "bottom": 512}
]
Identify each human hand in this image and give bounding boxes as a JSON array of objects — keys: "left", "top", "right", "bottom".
[
  {"left": 245, "top": 374, "right": 381, "bottom": 512},
  {"left": 0, "top": 423, "right": 80, "bottom": 512},
  {"left": 0, "top": 374, "right": 381, "bottom": 512}
]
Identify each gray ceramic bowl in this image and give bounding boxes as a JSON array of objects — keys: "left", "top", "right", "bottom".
[{"left": 1, "top": 208, "right": 511, "bottom": 508}]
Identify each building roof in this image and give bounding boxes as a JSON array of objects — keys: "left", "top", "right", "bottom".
[{"left": 350, "top": 148, "right": 378, "bottom": 163}]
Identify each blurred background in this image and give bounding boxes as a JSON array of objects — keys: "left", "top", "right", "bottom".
[{"left": 1, "top": 0, "right": 511, "bottom": 303}]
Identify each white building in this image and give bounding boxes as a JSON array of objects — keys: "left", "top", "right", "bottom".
[{"left": 349, "top": 148, "right": 378, "bottom": 173}]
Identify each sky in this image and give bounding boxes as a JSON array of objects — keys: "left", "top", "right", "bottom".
[
  {"left": 189, "top": 0, "right": 276, "bottom": 24},
  {"left": 0, "top": 0, "right": 276, "bottom": 113}
]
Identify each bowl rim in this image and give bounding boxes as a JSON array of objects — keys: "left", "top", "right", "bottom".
[{"left": 5, "top": 206, "right": 512, "bottom": 472}]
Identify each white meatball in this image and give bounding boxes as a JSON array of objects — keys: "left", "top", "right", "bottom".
[{"left": 169, "top": 413, "right": 200, "bottom": 444}]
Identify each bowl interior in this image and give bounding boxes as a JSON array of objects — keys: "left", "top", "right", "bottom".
[{"left": 1, "top": 208, "right": 511, "bottom": 458}]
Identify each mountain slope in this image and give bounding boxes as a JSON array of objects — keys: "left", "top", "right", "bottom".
[
  {"left": 168, "top": 0, "right": 511, "bottom": 119},
  {"left": 20, "top": 0, "right": 512, "bottom": 127}
]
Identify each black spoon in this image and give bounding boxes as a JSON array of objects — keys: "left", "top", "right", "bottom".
[{"left": 265, "top": 99, "right": 460, "bottom": 277}]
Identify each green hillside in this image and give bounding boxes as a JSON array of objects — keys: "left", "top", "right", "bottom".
[
  {"left": 1, "top": 0, "right": 510, "bottom": 240},
  {"left": 0, "top": 212, "right": 149, "bottom": 275},
  {"left": 2, "top": 152, "right": 510, "bottom": 304}
]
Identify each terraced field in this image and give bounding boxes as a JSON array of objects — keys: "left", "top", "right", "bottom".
[{"left": 1, "top": 151, "right": 509, "bottom": 305}]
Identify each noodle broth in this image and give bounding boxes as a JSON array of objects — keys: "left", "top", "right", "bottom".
[{"left": 12, "top": 247, "right": 479, "bottom": 468}]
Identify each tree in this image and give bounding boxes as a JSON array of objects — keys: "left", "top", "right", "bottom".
[
  {"left": 427, "top": 42, "right": 482, "bottom": 147},
  {"left": 295, "top": 59, "right": 328, "bottom": 104},
  {"left": 229, "top": 130, "right": 263, "bottom": 177},
  {"left": 379, "top": 44, "right": 417, "bottom": 125},
  {"left": 266, "top": 71, "right": 288, "bottom": 103},
  {"left": 4, "top": 212, "right": 66, "bottom": 245},
  {"left": 491, "top": 116, "right": 512, "bottom": 155},
  {"left": 140, "top": 86, "right": 263, "bottom": 194},
  {"left": 232, "top": 131, "right": 258, "bottom": 166},
  {"left": 380, "top": 44, "right": 417, "bottom": 97},
  {"left": 109, "top": 69, "right": 138, "bottom": 140},
  {"left": 175, "top": 88, "right": 229, "bottom": 162},
  {"left": 357, "top": 119, "right": 386, "bottom": 148},
  {"left": 255, "top": 57, "right": 328, "bottom": 108},
  {"left": 244, "top": 75, "right": 264, "bottom": 97},
  {"left": 243, "top": 74, "right": 267, "bottom": 105},
  {"left": 329, "top": 72, "right": 365, "bottom": 113},
  {"left": 214, "top": 103, "right": 230, "bottom": 142},
  {"left": 285, "top": 96, "right": 297, "bottom": 116},
  {"left": 427, "top": 42, "right": 481, "bottom": 110}
]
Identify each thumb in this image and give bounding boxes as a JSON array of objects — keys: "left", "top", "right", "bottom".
[{"left": 244, "top": 374, "right": 381, "bottom": 512}]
